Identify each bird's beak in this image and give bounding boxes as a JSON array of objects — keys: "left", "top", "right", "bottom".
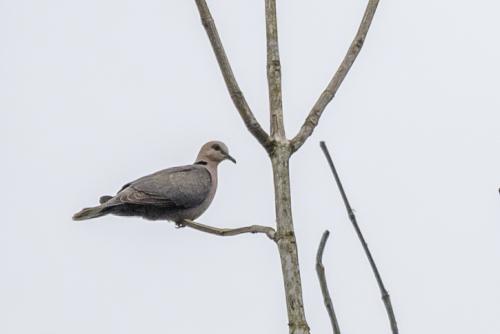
[{"left": 226, "top": 154, "right": 236, "bottom": 164}]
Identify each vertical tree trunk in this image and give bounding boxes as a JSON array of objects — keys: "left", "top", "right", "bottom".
[{"left": 271, "top": 143, "right": 310, "bottom": 334}]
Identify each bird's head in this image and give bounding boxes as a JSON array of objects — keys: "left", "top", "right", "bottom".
[{"left": 196, "top": 141, "right": 236, "bottom": 165}]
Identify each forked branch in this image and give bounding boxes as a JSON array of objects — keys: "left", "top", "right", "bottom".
[
  {"left": 181, "top": 219, "right": 276, "bottom": 241},
  {"left": 194, "top": 0, "right": 272, "bottom": 151},
  {"left": 320, "top": 141, "right": 399, "bottom": 334},
  {"left": 316, "top": 230, "right": 341, "bottom": 334},
  {"left": 291, "top": 0, "right": 380, "bottom": 153}
]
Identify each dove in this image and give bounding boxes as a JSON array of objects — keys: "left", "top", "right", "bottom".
[{"left": 72, "top": 141, "right": 236, "bottom": 225}]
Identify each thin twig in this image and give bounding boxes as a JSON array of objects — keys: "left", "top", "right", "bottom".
[
  {"left": 316, "top": 230, "right": 341, "bottom": 334},
  {"left": 291, "top": 0, "right": 380, "bottom": 153},
  {"left": 320, "top": 141, "right": 399, "bottom": 334},
  {"left": 181, "top": 219, "right": 276, "bottom": 241},
  {"left": 265, "top": 0, "right": 285, "bottom": 139},
  {"left": 194, "top": 0, "right": 272, "bottom": 151}
]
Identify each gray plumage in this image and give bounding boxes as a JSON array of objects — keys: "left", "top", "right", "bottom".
[{"left": 73, "top": 141, "right": 236, "bottom": 224}]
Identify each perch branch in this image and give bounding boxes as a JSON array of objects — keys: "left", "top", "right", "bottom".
[
  {"left": 291, "top": 0, "right": 380, "bottom": 153},
  {"left": 316, "top": 230, "right": 341, "bottom": 334},
  {"left": 181, "top": 219, "right": 276, "bottom": 241},
  {"left": 194, "top": 0, "right": 272, "bottom": 151},
  {"left": 320, "top": 141, "right": 399, "bottom": 334},
  {"left": 265, "top": 0, "right": 285, "bottom": 139}
]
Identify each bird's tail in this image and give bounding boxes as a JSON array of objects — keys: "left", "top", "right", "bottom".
[{"left": 72, "top": 205, "right": 107, "bottom": 221}]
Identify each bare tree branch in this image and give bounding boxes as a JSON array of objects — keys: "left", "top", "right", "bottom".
[
  {"left": 290, "top": 0, "right": 380, "bottom": 153},
  {"left": 265, "top": 0, "right": 285, "bottom": 140},
  {"left": 180, "top": 219, "right": 276, "bottom": 241},
  {"left": 320, "top": 141, "right": 399, "bottom": 334},
  {"left": 265, "top": 3, "right": 309, "bottom": 331},
  {"left": 316, "top": 230, "right": 341, "bottom": 334},
  {"left": 194, "top": 0, "right": 272, "bottom": 151}
]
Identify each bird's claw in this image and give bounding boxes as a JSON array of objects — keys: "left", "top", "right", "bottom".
[{"left": 175, "top": 221, "right": 186, "bottom": 229}]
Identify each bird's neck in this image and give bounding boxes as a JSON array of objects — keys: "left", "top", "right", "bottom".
[
  {"left": 195, "top": 159, "right": 219, "bottom": 171},
  {"left": 197, "top": 160, "right": 218, "bottom": 193}
]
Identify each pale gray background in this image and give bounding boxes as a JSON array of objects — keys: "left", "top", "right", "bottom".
[{"left": 2, "top": 0, "right": 499, "bottom": 333}]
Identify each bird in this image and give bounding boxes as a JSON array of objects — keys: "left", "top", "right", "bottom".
[{"left": 72, "top": 141, "right": 236, "bottom": 226}]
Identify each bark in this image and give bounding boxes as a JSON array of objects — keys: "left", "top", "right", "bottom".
[
  {"left": 320, "top": 141, "right": 399, "bottom": 334},
  {"left": 264, "top": 1, "right": 309, "bottom": 330},
  {"left": 180, "top": 219, "right": 276, "bottom": 240},
  {"left": 194, "top": 0, "right": 272, "bottom": 152},
  {"left": 316, "top": 231, "right": 341, "bottom": 334},
  {"left": 271, "top": 143, "right": 310, "bottom": 334},
  {"left": 265, "top": 0, "right": 285, "bottom": 139},
  {"left": 290, "top": 0, "right": 380, "bottom": 153}
]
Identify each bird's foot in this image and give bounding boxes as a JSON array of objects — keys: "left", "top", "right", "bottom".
[{"left": 175, "top": 221, "right": 186, "bottom": 228}]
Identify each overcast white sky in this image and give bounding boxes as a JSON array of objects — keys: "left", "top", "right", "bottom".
[{"left": 2, "top": 0, "right": 500, "bottom": 333}]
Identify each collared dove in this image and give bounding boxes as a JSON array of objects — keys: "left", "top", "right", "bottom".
[{"left": 73, "top": 141, "right": 236, "bottom": 224}]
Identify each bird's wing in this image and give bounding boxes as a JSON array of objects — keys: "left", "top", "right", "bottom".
[{"left": 113, "top": 165, "right": 212, "bottom": 208}]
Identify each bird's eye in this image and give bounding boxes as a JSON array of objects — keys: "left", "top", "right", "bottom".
[{"left": 212, "top": 144, "right": 221, "bottom": 151}]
